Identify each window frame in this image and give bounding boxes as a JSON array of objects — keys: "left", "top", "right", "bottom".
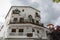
[
  {"left": 19, "top": 29, "right": 24, "bottom": 32},
  {"left": 36, "top": 21, "right": 39, "bottom": 24},
  {"left": 19, "top": 18, "right": 24, "bottom": 23},
  {"left": 11, "top": 29, "right": 16, "bottom": 32},
  {"left": 35, "top": 12, "right": 40, "bottom": 18},
  {"left": 13, "top": 18, "right": 18, "bottom": 22},
  {"left": 37, "top": 30, "right": 39, "bottom": 33},
  {"left": 32, "top": 29, "right": 35, "bottom": 32},
  {"left": 27, "top": 33, "right": 33, "bottom": 37}
]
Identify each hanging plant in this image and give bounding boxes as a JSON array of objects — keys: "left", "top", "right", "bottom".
[{"left": 12, "top": 9, "right": 20, "bottom": 14}]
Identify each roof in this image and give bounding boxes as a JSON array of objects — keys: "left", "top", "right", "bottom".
[
  {"left": 47, "top": 24, "right": 54, "bottom": 26},
  {"left": 5, "top": 6, "right": 40, "bottom": 19}
]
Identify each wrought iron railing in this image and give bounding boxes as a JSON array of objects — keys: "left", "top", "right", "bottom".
[
  {"left": 18, "top": 32, "right": 24, "bottom": 36},
  {"left": 9, "top": 32, "right": 24, "bottom": 36},
  {"left": 10, "top": 32, "right": 17, "bottom": 36},
  {"left": 9, "top": 22, "right": 44, "bottom": 27}
]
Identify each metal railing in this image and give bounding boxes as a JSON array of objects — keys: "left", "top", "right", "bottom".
[
  {"left": 9, "top": 32, "right": 17, "bottom": 36},
  {"left": 9, "top": 22, "right": 44, "bottom": 27},
  {"left": 9, "top": 32, "right": 24, "bottom": 36},
  {"left": 18, "top": 32, "right": 24, "bottom": 36}
]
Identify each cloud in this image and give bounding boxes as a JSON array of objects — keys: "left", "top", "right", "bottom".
[
  {"left": 9, "top": 0, "right": 60, "bottom": 26},
  {"left": 0, "top": 0, "right": 60, "bottom": 26},
  {"left": 54, "top": 17, "right": 60, "bottom": 26},
  {"left": 0, "top": 0, "right": 11, "bottom": 26},
  {"left": 10, "top": 0, "right": 30, "bottom": 6}
]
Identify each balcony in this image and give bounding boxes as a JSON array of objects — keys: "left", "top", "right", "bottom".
[
  {"left": 9, "top": 22, "right": 44, "bottom": 27},
  {"left": 18, "top": 32, "right": 24, "bottom": 36},
  {"left": 6, "top": 32, "right": 40, "bottom": 38},
  {"left": 35, "top": 17, "right": 40, "bottom": 21},
  {"left": 9, "top": 17, "right": 44, "bottom": 27},
  {"left": 9, "top": 32, "right": 24, "bottom": 36},
  {"left": 10, "top": 32, "right": 17, "bottom": 36}
]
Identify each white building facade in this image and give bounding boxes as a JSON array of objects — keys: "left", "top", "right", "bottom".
[{"left": 0, "top": 6, "right": 49, "bottom": 40}]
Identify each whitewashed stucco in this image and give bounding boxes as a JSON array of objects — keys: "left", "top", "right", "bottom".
[{"left": 0, "top": 6, "right": 49, "bottom": 40}]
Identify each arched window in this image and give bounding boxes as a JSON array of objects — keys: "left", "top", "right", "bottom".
[
  {"left": 35, "top": 12, "right": 40, "bottom": 18},
  {"left": 28, "top": 15, "right": 33, "bottom": 22},
  {"left": 28, "top": 15, "right": 32, "bottom": 19}
]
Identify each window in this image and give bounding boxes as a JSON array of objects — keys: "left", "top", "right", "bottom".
[
  {"left": 27, "top": 33, "right": 33, "bottom": 37},
  {"left": 28, "top": 15, "right": 32, "bottom": 19},
  {"left": 22, "top": 9, "right": 24, "bottom": 12},
  {"left": 40, "top": 23, "right": 44, "bottom": 27},
  {"left": 13, "top": 18, "right": 17, "bottom": 22},
  {"left": 32, "top": 29, "right": 35, "bottom": 32},
  {"left": 28, "top": 15, "right": 33, "bottom": 22},
  {"left": 32, "top": 19, "right": 34, "bottom": 23},
  {"left": 11, "top": 29, "right": 16, "bottom": 32},
  {"left": 35, "top": 12, "right": 40, "bottom": 18},
  {"left": 19, "top": 18, "right": 24, "bottom": 23},
  {"left": 35, "top": 12, "right": 38, "bottom": 17},
  {"left": 19, "top": 29, "right": 24, "bottom": 32},
  {"left": 37, "top": 30, "right": 39, "bottom": 33},
  {"left": 36, "top": 21, "right": 39, "bottom": 24}
]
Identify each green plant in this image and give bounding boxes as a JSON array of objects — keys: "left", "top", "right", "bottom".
[{"left": 53, "top": 0, "right": 60, "bottom": 3}]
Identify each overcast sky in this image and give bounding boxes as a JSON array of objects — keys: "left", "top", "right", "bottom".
[{"left": 0, "top": 0, "right": 60, "bottom": 26}]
